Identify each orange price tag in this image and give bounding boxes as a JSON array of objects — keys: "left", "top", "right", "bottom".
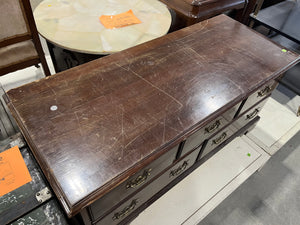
[
  {"left": 99, "top": 9, "right": 142, "bottom": 29},
  {"left": 0, "top": 146, "right": 32, "bottom": 197}
]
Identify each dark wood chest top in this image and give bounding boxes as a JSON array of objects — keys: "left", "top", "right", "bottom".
[{"left": 6, "top": 15, "right": 299, "bottom": 217}]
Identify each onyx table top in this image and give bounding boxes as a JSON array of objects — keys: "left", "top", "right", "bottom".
[{"left": 6, "top": 15, "right": 300, "bottom": 217}]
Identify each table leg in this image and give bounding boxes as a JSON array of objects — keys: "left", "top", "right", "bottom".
[
  {"left": 46, "top": 41, "right": 59, "bottom": 73},
  {"left": 249, "top": 0, "right": 265, "bottom": 27}
]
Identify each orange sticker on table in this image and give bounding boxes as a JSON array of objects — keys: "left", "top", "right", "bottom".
[
  {"left": 0, "top": 146, "right": 32, "bottom": 197},
  {"left": 99, "top": 9, "right": 141, "bottom": 29}
]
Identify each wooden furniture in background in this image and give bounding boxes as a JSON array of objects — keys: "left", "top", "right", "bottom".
[
  {"left": 159, "top": 0, "right": 246, "bottom": 28},
  {"left": 0, "top": 0, "right": 50, "bottom": 77},
  {"left": 5, "top": 15, "right": 299, "bottom": 225}
]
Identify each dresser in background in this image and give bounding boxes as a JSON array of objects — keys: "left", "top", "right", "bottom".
[{"left": 160, "top": 0, "right": 246, "bottom": 29}]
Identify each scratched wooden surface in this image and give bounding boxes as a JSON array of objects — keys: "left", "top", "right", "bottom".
[{"left": 6, "top": 15, "right": 300, "bottom": 217}]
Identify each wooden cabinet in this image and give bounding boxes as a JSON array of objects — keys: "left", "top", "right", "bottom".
[
  {"left": 5, "top": 15, "right": 299, "bottom": 225},
  {"left": 180, "top": 115, "right": 227, "bottom": 157},
  {"left": 160, "top": 0, "right": 245, "bottom": 28},
  {"left": 89, "top": 144, "right": 179, "bottom": 221},
  {"left": 180, "top": 101, "right": 242, "bottom": 158},
  {"left": 200, "top": 126, "right": 235, "bottom": 160},
  {"left": 94, "top": 146, "right": 200, "bottom": 225}
]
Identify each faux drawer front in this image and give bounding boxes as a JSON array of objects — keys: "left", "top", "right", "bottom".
[
  {"left": 95, "top": 147, "right": 200, "bottom": 225},
  {"left": 239, "top": 80, "right": 277, "bottom": 115},
  {"left": 90, "top": 144, "right": 179, "bottom": 221},
  {"left": 199, "top": 126, "right": 234, "bottom": 160},
  {"left": 181, "top": 116, "right": 228, "bottom": 157},
  {"left": 232, "top": 97, "right": 269, "bottom": 131}
]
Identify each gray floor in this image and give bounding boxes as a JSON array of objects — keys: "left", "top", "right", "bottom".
[{"left": 199, "top": 128, "right": 300, "bottom": 225}]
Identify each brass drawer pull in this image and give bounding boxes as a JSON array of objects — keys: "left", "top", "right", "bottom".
[
  {"left": 257, "top": 86, "right": 271, "bottom": 97},
  {"left": 169, "top": 160, "right": 189, "bottom": 177},
  {"left": 126, "top": 169, "right": 152, "bottom": 189},
  {"left": 112, "top": 199, "right": 138, "bottom": 221},
  {"left": 205, "top": 120, "right": 221, "bottom": 133},
  {"left": 246, "top": 108, "right": 259, "bottom": 120},
  {"left": 212, "top": 132, "right": 227, "bottom": 145}
]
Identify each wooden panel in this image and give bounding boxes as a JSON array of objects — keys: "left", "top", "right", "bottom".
[
  {"left": 239, "top": 80, "right": 277, "bottom": 115},
  {"left": 6, "top": 15, "right": 300, "bottom": 217},
  {"left": 196, "top": 116, "right": 260, "bottom": 166},
  {"left": 95, "top": 146, "right": 200, "bottom": 225},
  {"left": 232, "top": 97, "right": 269, "bottom": 131},
  {"left": 181, "top": 116, "right": 228, "bottom": 157},
  {"left": 89, "top": 144, "right": 178, "bottom": 221},
  {"left": 199, "top": 126, "right": 235, "bottom": 159}
]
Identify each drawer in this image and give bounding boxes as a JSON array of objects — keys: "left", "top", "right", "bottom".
[
  {"left": 238, "top": 80, "right": 277, "bottom": 115},
  {"left": 181, "top": 116, "right": 228, "bottom": 157},
  {"left": 89, "top": 144, "right": 179, "bottom": 221},
  {"left": 95, "top": 146, "right": 201, "bottom": 225},
  {"left": 232, "top": 97, "right": 269, "bottom": 131},
  {"left": 199, "top": 126, "right": 234, "bottom": 160}
]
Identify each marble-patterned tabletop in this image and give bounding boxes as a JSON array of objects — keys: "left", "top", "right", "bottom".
[{"left": 33, "top": 0, "right": 171, "bottom": 54}]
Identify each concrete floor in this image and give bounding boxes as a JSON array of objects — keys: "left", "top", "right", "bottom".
[{"left": 199, "top": 127, "right": 300, "bottom": 225}]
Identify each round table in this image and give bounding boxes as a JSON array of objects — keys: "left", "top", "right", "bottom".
[{"left": 33, "top": 0, "right": 172, "bottom": 55}]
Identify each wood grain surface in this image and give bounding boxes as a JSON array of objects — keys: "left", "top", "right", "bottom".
[{"left": 6, "top": 15, "right": 299, "bottom": 217}]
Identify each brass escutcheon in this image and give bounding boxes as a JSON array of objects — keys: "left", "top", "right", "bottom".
[
  {"left": 112, "top": 199, "right": 138, "bottom": 221},
  {"left": 169, "top": 160, "right": 189, "bottom": 177},
  {"left": 246, "top": 108, "right": 259, "bottom": 120},
  {"left": 257, "top": 86, "right": 271, "bottom": 97},
  {"left": 126, "top": 168, "right": 152, "bottom": 189},
  {"left": 205, "top": 120, "right": 221, "bottom": 133},
  {"left": 212, "top": 132, "right": 227, "bottom": 145}
]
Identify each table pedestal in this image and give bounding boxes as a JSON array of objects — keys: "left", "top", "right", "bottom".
[{"left": 47, "top": 42, "right": 104, "bottom": 72}]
